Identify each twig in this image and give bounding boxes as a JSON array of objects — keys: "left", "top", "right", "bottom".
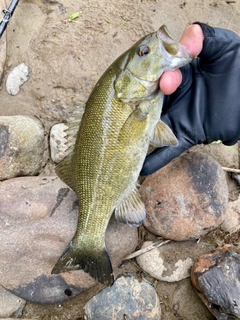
[
  {"left": 119, "top": 239, "right": 170, "bottom": 267},
  {"left": 222, "top": 166, "right": 240, "bottom": 173}
]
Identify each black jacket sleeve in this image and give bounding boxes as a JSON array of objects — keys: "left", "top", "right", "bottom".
[{"left": 141, "top": 23, "right": 240, "bottom": 175}]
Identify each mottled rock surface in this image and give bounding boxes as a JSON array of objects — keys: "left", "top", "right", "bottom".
[
  {"left": 142, "top": 152, "right": 228, "bottom": 241},
  {"left": 221, "top": 195, "right": 240, "bottom": 233},
  {"left": 6, "top": 63, "right": 31, "bottom": 95},
  {"left": 0, "top": 176, "right": 138, "bottom": 304},
  {"left": 84, "top": 274, "right": 161, "bottom": 320},
  {"left": 0, "top": 116, "right": 45, "bottom": 180},
  {"left": 0, "top": 285, "right": 26, "bottom": 318},
  {"left": 136, "top": 240, "right": 216, "bottom": 282},
  {"left": 191, "top": 246, "right": 240, "bottom": 320}
]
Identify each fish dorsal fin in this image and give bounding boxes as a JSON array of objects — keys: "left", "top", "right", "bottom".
[
  {"left": 115, "top": 185, "right": 146, "bottom": 227},
  {"left": 64, "top": 104, "right": 85, "bottom": 154},
  {"left": 55, "top": 153, "right": 76, "bottom": 192},
  {"left": 151, "top": 119, "right": 178, "bottom": 148}
]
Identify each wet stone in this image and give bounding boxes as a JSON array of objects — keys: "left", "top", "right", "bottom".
[
  {"left": 6, "top": 63, "right": 31, "bottom": 95},
  {"left": 0, "top": 116, "right": 45, "bottom": 180},
  {"left": 136, "top": 240, "right": 216, "bottom": 282},
  {"left": 84, "top": 274, "right": 161, "bottom": 320},
  {"left": 141, "top": 152, "right": 228, "bottom": 241},
  {"left": 0, "top": 176, "right": 138, "bottom": 304},
  {"left": 191, "top": 246, "right": 240, "bottom": 320}
]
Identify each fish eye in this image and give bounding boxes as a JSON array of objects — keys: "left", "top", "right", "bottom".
[{"left": 138, "top": 45, "right": 150, "bottom": 57}]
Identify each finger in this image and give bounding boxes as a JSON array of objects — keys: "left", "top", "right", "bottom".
[
  {"left": 160, "top": 69, "right": 182, "bottom": 95},
  {"left": 159, "top": 24, "right": 204, "bottom": 95},
  {"left": 180, "top": 24, "right": 204, "bottom": 57}
]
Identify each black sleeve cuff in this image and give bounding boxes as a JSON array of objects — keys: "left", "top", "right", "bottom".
[{"left": 193, "top": 22, "right": 215, "bottom": 37}]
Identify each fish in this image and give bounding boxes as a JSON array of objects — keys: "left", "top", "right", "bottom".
[{"left": 51, "top": 25, "right": 193, "bottom": 285}]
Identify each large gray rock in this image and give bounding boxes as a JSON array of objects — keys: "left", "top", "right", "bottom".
[
  {"left": 84, "top": 274, "right": 161, "bottom": 320},
  {"left": 0, "top": 116, "right": 45, "bottom": 180},
  {"left": 0, "top": 176, "right": 138, "bottom": 304},
  {"left": 0, "top": 285, "right": 25, "bottom": 318},
  {"left": 141, "top": 152, "right": 228, "bottom": 241}
]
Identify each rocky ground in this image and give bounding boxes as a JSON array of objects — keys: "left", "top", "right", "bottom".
[{"left": 0, "top": 0, "right": 240, "bottom": 319}]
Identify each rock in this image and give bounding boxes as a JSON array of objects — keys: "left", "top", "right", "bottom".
[
  {"left": 191, "top": 246, "right": 240, "bottom": 319},
  {"left": 191, "top": 143, "right": 239, "bottom": 169},
  {"left": 0, "top": 115, "right": 45, "bottom": 180},
  {"left": 221, "top": 195, "right": 240, "bottom": 233},
  {"left": 0, "top": 176, "right": 138, "bottom": 304},
  {"left": 6, "top": 63, "right": 31, "bottom": 95},
  {"left": 84, "top": 274, "right": 161, "bottom": 320},
  {"left": 136, "top": 240, "right": 216, "bottom": 282},
  {"left": 141, "top": 152, "right": 228, "bottom": 241},
  {"left": 0, "top": 286, "right": 26, "bottom": 318},
  {"left": 50, "top": 123, "right": 69, "bottom": 163}
]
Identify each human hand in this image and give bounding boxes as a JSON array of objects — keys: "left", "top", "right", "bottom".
[
  {"left": 141, "top": 23, "right": 240, "bottom": 175},
  {"left": 160, "top": 24, "right": 204, "bottom": 95}
]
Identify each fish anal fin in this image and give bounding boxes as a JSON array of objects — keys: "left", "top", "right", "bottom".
[
  {"left": 55, "top": 153, "right": 76, "bottom": 191},
  {"left": 151, "top": 119, "right": 178, "bottom": 148},
  {"left": 115, "top": 186, "right": 146, "bottom": 227},
  {"left": 51, "top": 242, "right": 113, "bottom": 286}
]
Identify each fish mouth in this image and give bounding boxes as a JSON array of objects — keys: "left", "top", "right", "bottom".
[{"left": 157, "top": 25, "right": 193, "bottom": 63}]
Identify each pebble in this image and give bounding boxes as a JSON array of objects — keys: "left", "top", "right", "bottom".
[
  {"left": 84, "top": 273, "right": 161, "bottom": 320},
  {"left": 136, "top": 240, "right": 215, "bottom": 282},
  {"left": 0, "top": 285, "right": 26, "bottom": 318},
  {"left": 50, "top": 123, "right": 69, "bottom": 163},
  {"left": 0, "top": 176, "right": 138, "bottom": 304},
  {"left": 191, "top": 246, "right": 240, "bottom": 319},
  {"left": 0, "top": 116, "right": 45, "bottom": 180},
  {"left": 221, "top": 195, "right": 240, "bottom": 233},
  {"left": 6, "top": 63, "right": 31, "bottom": 95},
  {"left": 141, "top": 152, "right": 228, "bottom": 241}
]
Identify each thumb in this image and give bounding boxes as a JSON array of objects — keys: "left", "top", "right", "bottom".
[{"left": 140, "top": 141, "right": 192, "bottom": 175}]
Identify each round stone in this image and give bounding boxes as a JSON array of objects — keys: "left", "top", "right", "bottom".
[
  {"left": 0, "top": 115, "right": 45, "bottom": 180},
  {"left": 141, "top": 152, "right": 228, "bottom": 241},
  {"left": 6, "top": 63, "right": 31, "bottom": 96},
  {"left": 84, "top": 274, "right": 161, "bottom": 320}
]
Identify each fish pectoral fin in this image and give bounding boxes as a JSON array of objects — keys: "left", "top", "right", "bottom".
[
  {"left": 115, "top": 186, "right": 146, "bottom": 227},
  {"left": 51, "top": 241, "right": 113, "bottom": 286},
  {"left": 150, "top": 119, "right": 178, "bottom": 147},
  {"left": 55, "top": 153, "right": 76, "bottom": 191}
]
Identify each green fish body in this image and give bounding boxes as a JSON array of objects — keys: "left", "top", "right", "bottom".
[{"left": 52, "top": 25, "right": 193, "bottom": 284}]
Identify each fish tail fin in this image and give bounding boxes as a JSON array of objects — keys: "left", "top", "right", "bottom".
[{"left": 51, "top": 242, "right": 113, "bottom": 285}]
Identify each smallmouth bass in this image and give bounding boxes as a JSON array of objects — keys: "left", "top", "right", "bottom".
[{"left": 52, "top": 25, "right": 193, "bottom": 285}]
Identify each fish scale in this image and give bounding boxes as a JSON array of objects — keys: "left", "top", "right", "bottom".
[{"left": 52, "top": 25, "right": 193, "bottom": 285}]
